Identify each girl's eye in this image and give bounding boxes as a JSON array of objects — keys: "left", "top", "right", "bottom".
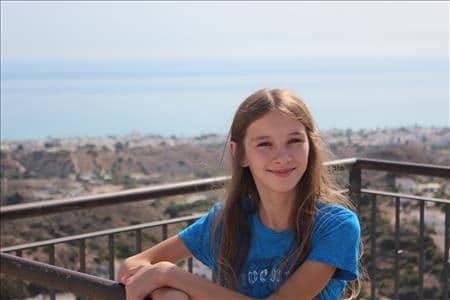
[
  {"left": 288, "top": 138, "right": 304, "bottom": 144},
  {"left": 257, "top": 142, "right": 272, "bottom": 147}
]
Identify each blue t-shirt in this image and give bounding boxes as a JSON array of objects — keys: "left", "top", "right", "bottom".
[{"left": 179, "top": 202, "right": 360, "bottom": 299}]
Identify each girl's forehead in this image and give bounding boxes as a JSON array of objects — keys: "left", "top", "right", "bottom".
[{"left": 246, "top": 110, "right": 306, "bottom": 138}]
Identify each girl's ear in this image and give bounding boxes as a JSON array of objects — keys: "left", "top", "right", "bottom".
[
  {"left": 229, "top": 141, "right": 248, "bottom": 167},
  {"left": 229, "top": 140, "right": 237, "bottom": 159}
]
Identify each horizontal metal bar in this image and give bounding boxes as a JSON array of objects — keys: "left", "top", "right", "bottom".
[
  {"left": 361, "top": 188, "right": 450, "bottom": 204},
  {"left": 324, "top": 158, "right": 357, "bottom": 168},
  {"left": 0, "top": 252, "right": 125, "bottom": 300},
  {"left": 355, "top": 157, "right": 450, "bottom": 178},
  {"left": 2, "top": 188, "right": 446, "bottom": 253},
  {"left": 1, "top": 158, "right": 447, "bottom": 222},
  {"left": 0, "top": 176, "right": 228, "bottom": 221},
  {"left": 1, "top": 214, "right": 203, "bottom": 253}
]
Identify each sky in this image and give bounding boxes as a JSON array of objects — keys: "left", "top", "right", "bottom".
[
  {"left": 2, "top": 1, "right": 448, "bottom": 61},
  {"left": 1, "top": 1, "right": 449, "bottom": 140}
]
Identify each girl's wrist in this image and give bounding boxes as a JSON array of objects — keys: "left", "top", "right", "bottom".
[{"left": 155, "top": 261, "right": 178, "bottom": 287}]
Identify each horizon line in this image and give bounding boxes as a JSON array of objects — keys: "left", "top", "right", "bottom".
[{"left": 1, "top": 124, "right": 448, "bottom": 143}]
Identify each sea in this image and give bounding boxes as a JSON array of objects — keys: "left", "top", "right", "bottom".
[{"left": 1, "top": 58, "right": 448, "bottom": 141}]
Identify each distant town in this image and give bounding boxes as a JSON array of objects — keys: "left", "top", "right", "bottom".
[{"left": 2, "top": 126, "right": 448, "bottom": 153}]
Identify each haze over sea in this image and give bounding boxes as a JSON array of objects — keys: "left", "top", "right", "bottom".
[
  {"left": 2, "top": 57, "right": 448, "bottom": 141},
  {"left": 1, "top": 2, "right": 448, "bottom": 141}
]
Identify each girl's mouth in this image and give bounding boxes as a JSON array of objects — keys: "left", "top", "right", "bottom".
[{"left": 268, "top": 168, "right": 296, "bottom": 177}]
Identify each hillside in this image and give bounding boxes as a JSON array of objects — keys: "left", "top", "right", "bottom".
[{"left": 0, "top": 127, "right": 449, "bottom": 299}]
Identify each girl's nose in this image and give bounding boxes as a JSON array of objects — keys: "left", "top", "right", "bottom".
[{"left": 273, "top": 148, "right": 292, "bottom": 164}]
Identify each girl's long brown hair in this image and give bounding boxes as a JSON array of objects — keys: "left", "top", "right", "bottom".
[{"left": 213, "top": 88, "right": 363, "bottom": 298}]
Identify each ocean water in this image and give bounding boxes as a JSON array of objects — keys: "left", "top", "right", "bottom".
[{"left": 1, "top": 59, "right": 448, "bottom": 140}]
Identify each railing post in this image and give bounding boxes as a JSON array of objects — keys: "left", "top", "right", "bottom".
[
  {"left": 394, "top": 197, "right": 401, "bottom": 300},
  {"left": 349, "top": 162, "right": 361, "bottom": 215},
  {"left": 187, "top": 220, "right": 194, "bottom": 273},
  {"left": 79, "top": 239, "right": 86, "bottom": 273},
  {"left": 135, "top": 229, "right": 142, "bottom": 254},
  {"left": 16, "top": 249, "right": 24, "bottom": 300},
  {"left": 49, "top": 245, "right": 56, "bottom": 300},
  {"left": 418, "top": 200, "right": 424, "bottom": 300},
  {"left": 443, "top": 204, "right": 449, "bottom": 300},
  {"left": 162, "top": 224, "right": 168, "bottom": 241},
  {"left": 77, "top": 239, "right": 86, "bottom": 300},
  {"left": 109, "top": 234, "right": 115, "bottom": 280},
  {"left": 370, "top": 194, "right": 377, "bottom": 300}
]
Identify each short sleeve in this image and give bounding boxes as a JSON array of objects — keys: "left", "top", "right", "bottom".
[
  {"left": 306, "top": 205, "right": 360, "bottom": 281},
  {"left": 178, "top": 202, "right": 222, "bottom": 269}
]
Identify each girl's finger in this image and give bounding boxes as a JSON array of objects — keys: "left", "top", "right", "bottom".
[
  {"left": 120, "top": 265, "right": 144, "bottom": 283},
  {"left": 120, "top": 274, "right": 133, "bottom": 284},
  {"left": 121, "top": 275, "right": 131, "bottom": 285}
]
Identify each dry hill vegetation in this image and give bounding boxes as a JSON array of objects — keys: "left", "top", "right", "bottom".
[{"left": 1, "top": 127, "right": 449, "bottom": 299}]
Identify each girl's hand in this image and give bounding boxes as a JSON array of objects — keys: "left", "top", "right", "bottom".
[
  {"left": 124, "top": 261, "right": 177, "bottom": 300},
  {"left": 151, "top": 287, "right": 190, "bottom": 300},
  {"left": 117, "top": 258, "right": 151, "bottom": 284}
]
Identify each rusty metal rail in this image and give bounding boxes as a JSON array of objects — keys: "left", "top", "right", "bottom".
[
  {"left": 354, "top": 157, "right": 450, "bottom": 177},
  {"left": 0, "top": 176, "right": 229, "bottom": 221},
  {"left": 1, "top": 252, "right": 125, "bottom": 300},
  {"left": 1, "top": 158, "right": 449, "bottom": 300},
  {"left": 1, "top": 214, "right": 203, "bottom": 253},
  {"left": 0, "top": 159, "right": 358, "bottom": 221}
]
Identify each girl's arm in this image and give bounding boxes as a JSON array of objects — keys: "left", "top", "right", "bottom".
[
  {"left": 119, "top": 235, "right": 252, "bottom": 300},
  {"left": 267, "top": 260, "right": 335, "bottom": 300},
  {"left": 126, "top": 257, "right": 335, "bottom": 300},
  {"left": 117, "top": 235, "right": 191, "bottom": 283},
  {"left": 124, "top": 260, "right": 254, "bottom": 300},
  {"left": 119, "top": 234, "right": 254, "bottom": 300},
  {"left": 121, "top": 236, "right": 335, "bottom": 300}
]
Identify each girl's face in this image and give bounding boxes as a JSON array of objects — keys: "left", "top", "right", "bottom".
[{"left": 240, "top": 110, "right": 310, "bottom": 198}]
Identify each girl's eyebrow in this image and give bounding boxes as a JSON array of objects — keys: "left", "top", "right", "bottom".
[
  {"left": 250, "top": 131, "right": 306, "bottom": 142},
  {"left": 250, "top": 136, "right": 271, "bottom": 142},
  {"left": 288, "top": 131, "right": 306, "bottom": 137}
]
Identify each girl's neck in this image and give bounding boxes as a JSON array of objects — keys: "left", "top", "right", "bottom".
[{"left": 257, "top": 192, "right": 295, "bottom": 232}]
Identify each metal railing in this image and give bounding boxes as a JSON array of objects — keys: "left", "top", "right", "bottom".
[
  {"left": 1, "top": 215, "right": 202, "bottom": 300},
  {"left": 0, "top": 176, "right": 230, "bottom": 221},
  {"left": 1, "top": 158, "right": 449, "bottom": 300},
  {"left": 1, "top": 252, "right": 125, "bottom": 300}
]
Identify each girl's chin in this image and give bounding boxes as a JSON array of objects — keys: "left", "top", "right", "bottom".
[{"left": 263, "top": 185, "right": 299, "bottom": 195}]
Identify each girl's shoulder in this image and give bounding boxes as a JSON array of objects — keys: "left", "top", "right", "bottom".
[
  {"left": 316, "top": 201, "right": 357, "bottom": 217},
  {"left": 314, "top": 201, "right": 360, "bottom": 231}
]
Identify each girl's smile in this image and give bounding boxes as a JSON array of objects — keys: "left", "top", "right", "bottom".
[{"left": 266, "top": 167, "right": 297, "bottom": 177}]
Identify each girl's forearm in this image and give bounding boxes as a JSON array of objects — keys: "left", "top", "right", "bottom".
[{"left": 162, "top": 263, "right": 254, "bottom": 300}]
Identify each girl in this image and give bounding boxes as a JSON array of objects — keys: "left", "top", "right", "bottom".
[{"left": 118, "top": 88, "right": 362, "bottom": 300}]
